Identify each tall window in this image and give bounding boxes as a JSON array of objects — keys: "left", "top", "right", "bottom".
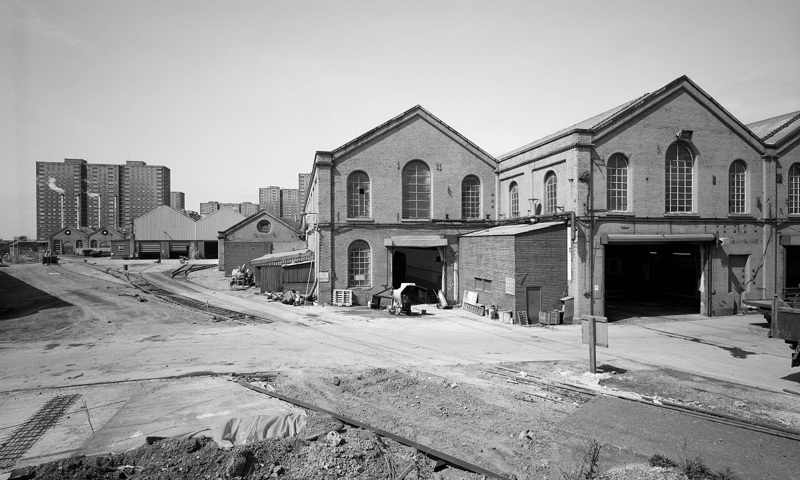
[
  {"left": 790, "top": 164, "right": 800, "bottom": 215},
  {"left": 729, "top": 161, "right": 746, "bottom": 214},
  {"left": 76, "top": 239, "right": 84, "bottom": 249},
  {"left": 607, "top": 154, "right": 628, "bottom": 212},
  {"left": 461, "top": 176, "right": 481, "bottom": 219},
  {"left": 402, "top": 160, "right": 431, "bottom": 219},
  {"left": 347, "top": 171, "right": 370, "bottom": 218},
  {"left": 544, "top": 172, "right": 557, "bottom": 213},
  {"left": 509, "top": 182, "right": 519, "bottom": 218},
  {"left": 348, "top": 240, "right": 371, "bottom": 287},
  {"left": 90, "top": 239, "right": 98, "bottom": 248},
  {"left": 665, "top": 142, "right": 694, "bottom": 213}
]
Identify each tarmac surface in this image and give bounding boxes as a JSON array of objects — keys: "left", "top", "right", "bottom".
[{"left": 2, "top": 258, "right": 800, "bottom": 478}]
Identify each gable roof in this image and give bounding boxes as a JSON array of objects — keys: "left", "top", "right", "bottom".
[
  {"left": 220, "top": 210, "right": 300, "bottom": 237},
  {"left": 747, "top": 110, "right": 800, "bottom": 147},
  {"left": 328, "top": 105, "right": 497, "bottom": 168},
  {"left": 500, "top": 75, "right": 764, "bottom": 161}
]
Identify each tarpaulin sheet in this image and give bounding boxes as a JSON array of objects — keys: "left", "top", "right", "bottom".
[{"left": 182, "top": 413, "right": 308, "bottom": 447}]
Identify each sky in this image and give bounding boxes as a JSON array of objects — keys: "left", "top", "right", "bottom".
[{"left": 2, "top": 0, "right": 800, "bottom": 239}]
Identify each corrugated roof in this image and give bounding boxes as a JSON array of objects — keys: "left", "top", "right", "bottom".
[
  {"left": 462, "top": 220, "right": 566, "bottom": 237},
  {"left": 747, "top": 110, "right": 800, "bottom": 145},
  {"left": 251, "top": 249, "right": 313, "bottom": 266},
  {"left": 499, "top": 94, "right": 651, "bottom": 160}
]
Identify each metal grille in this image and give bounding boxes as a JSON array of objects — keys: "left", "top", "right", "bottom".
[
  {"left": 545, "top": 173, "right": 558, "bottom": 214},
  {"left": 607, "top": 154, "right": 628, "bottom": 212},
  {"left": 461, "top": 176, "right": 481, "bottom": 219},
  {"left": 509, "top": 182, "right": 519, "bottom": 218},
  {"left": 348, "top": 241, "right": 371, "bottom": 287},
  {"left": 665, "top": 143, "right": 694, "bottom": 213},
  {"left": 347, "top": 171, "right": 370, "bottom": 218},
  {"left": 790, "top": 164, "right": 800, "bottom": 215},
  {"left": 729, "top": 160, "right": 746, "bottom": 213},
  {"left": 402, "top": 161, "right": 431, "bottom": 219},
  {"left": 0, "top": 394, "right": 81, "bottom": 468}
]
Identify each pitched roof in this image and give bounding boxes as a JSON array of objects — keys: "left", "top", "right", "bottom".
[
  {"left": 220, "top": 210, "right": 300, "bottom": 236},
  {"left": 499, "top": 75, "right": 763, "bottom": 160},
  {"left": 747, "top": 110, "right": 800, "bottom": 146},
  {"left": 328, "top": 105, "right": 497, "bottom": 167},
  {"left": 461, "top": 220, "right": 566, "bottom": 237}
]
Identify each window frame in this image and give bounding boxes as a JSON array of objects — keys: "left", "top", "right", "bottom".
[
  {"left": 728, "top": 160, "right": 747, "bottom": 214},
  {"left": 461, "top": 175, "right": 481, "bottom": 219},
  {"left": 347, "top": 171, "right": 371, "bottom": 219},
  {"left": 790, "top": 163, "right": 800, "bottom": 215},
  {"left": 347, "top": 240, "right": 371, "bottom": 288},
  {"left": 474, "top": 277, "right": 492, "bottom": 293},
  {"left": 509, "top": 181, "right": 519, "bottom": 218},
  {"left": 402, "top": 160, "right": 431, "bottom": 220},
  {"left": 606, "top": 154, "right": 629, "bottom": 212},
  {"left": 665, "top": 142, "right": 695, "bottom": 213},
  {"left": 544, "top": 172, "right": 557, "bottom": 214}
]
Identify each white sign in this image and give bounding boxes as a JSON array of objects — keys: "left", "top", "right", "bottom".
[
  {"left": 319, "top": 271, "right": 330, "bottom": 282},
  {"left": 505, "top": 277, "right": 515, "bottom": 295}
]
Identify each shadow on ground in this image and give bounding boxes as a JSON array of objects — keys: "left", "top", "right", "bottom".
[{"left": 0, "top": 270, "right": 73, "bottom": 320}]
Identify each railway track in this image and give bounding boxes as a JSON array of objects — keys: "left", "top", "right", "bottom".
[
  {"left": 486, "top": 365, "right": 800, "bottom": 443},
  {"left": 57, "top": 261, "right": 274, "bottom": 325}
]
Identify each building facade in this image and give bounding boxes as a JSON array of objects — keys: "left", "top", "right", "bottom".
[
  {"left": 200, "top": 201, "right": 220, "bottom": 217},
  {"left": 36, "top": 159, "right": 170, "bottom": 240},
  {"left": 304, "top": 105, "right": 498, "bottom": 305},
  {"left": 170, "top": 191, "right": 185, "bottom": 210},
  {"left": 494, "top": 76, "right": 798, "bottom": 320},
  {"left": 259, "top": 186, "right": 282, "bottom": 217}
]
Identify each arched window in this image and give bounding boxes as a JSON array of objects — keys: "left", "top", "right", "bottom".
[
  {"left": 347, "top": 171, "right": 370, "bottom": 218},
  {"left": 76, "top": 239, "right": 84, "bottom": 249},
  {"left": 461, "top": 176, "right": 481, "bottom": 219},
  {"left": 509, "top": 182, "right": 519, "bottom": 218},
  {"left": 790, "top": 164, "right": 800, "bottom": 215},
  {"left": 348, "top": 241, "right": 371, "bottom": 287},
  {"left": 665, "top": 142, "right": 694, "bottom": 213},
  {"left": 402, "top": 161, "right": 431, "bottom": 219},
  {"left": 544, "top": 172, "right": 558, "bottom": 214},
  {"left": 53, "top": 240, "right": 62, "bottom": 254},
  {"left": 90, "top": 239, "right": 98, "bottom": 248},
  {"left": 607, "top": 154, "right": 628, "bottom": 212},
  {"left": 729, "top": 160, "right": 747, "bottom": 214}
]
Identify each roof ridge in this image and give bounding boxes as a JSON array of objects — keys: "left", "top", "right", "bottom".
[{"left": 762, "top": 111, "right": 800, "bottom": 141}]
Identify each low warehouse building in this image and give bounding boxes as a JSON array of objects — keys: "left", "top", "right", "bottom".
[
  {"left": 218, "top": 211, "right": 305, "bottom": 276},
  {"left": 459, "top": 221, "right": 570, "bottom": 324},
  {"left": 251, "top": 250, "right": 315, "bottom": 294}
]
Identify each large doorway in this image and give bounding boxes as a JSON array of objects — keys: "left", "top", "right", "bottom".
[
  {"left": 391, "top": 247, "right": 442, "bottom": 292},
  {"left": 786, "top": 246, "right": 800, "bottom": 297},
  {"left": 605, "top": 243, "right": 703, "bottom": 320}
]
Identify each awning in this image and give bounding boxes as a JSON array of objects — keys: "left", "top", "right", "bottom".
[
  {"left": 384, "top": 235, "right": 448, "bottom": 248},
  {"left": 601, "top": 233, "right": 716, "bottom": 245}
]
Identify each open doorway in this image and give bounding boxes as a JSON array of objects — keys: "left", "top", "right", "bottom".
[
  {"left": 391, "top": 247, "right": 442, "bottom": 297},
  {"left": 605, "top": 243, "right": 703, "bottom": 321}
]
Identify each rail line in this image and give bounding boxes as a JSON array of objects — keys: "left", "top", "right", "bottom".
[{"left": 486, "top": 365, "right": 800, "bottom": 443}]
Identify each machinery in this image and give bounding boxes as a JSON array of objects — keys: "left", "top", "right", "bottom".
[{"left": 747, "top": 295, "right": 800, "bottom": 367}]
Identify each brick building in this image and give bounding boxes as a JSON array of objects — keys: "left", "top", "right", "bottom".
[
  {"left": 170, "top": 191, "right": 185, "bottom": 210},
  {"left": 496, "top": 75, "right": 799, "bottom": 320},
  {"left": 304, "top": 105, "right": 497, "bottom": 305}
]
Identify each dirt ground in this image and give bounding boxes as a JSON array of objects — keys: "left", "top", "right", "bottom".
[{"left": 1, "top": 260, "right": 797, "bottom": 479}]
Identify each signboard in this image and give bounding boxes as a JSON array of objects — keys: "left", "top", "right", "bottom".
[
  {"left": 505, "top": 277, "right": 515, "bottom": 295},
  {"left": 319, "top": 271, "right": 330, "bottom": 282},
  {"left": 581, "top": 315, "right": 608, "bottom": 347}
]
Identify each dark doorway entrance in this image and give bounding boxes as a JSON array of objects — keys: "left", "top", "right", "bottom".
[
  {"left": 605, "top": 243, "right": 703, "bottom": 321},
  {"left": 786, "top": 246, "right": 800, "bottom": 297},
  {"left": 203, "top": 241, "right": 218, "bottom": 259},
  {"left": 391, "top": 247, "right": 441, "bottom": 292},
  {"left": 526, "top": 287, "right": 541, "bottom": 324}
]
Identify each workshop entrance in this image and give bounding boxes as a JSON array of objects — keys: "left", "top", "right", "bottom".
[{"left": 604, "top": 243, "right": 705, "bottom": 320}]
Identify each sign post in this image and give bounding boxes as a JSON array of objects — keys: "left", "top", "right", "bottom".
[{"left": 581, "top": 315, "right": 608, "bottom": 373}]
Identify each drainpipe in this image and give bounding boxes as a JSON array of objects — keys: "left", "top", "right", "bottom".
[{"left": 589, "top": 159, "right": 595, "bottom": 316}]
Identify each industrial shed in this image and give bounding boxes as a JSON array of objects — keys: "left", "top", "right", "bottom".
[
  {"left": 132, "top": 206, "right": 245, "bottom": 259},
  {"left": 217, "top": 211, "right": 305, "bottom": 276},
  {"left": 51, "top": 226, "right": 93, "bottom": 255},
  {"left": 251, "top": 250, "right": 314, "bottom": 294},
  {"left": 459, "top": 221, "right": 570, "bottom": 324}
]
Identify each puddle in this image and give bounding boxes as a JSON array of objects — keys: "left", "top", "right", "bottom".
[{"left": 44, "top": 343, "right": 60, "bottom": 350}]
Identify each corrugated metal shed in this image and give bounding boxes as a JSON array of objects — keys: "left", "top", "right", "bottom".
[
  {"left": 747, "top": 110, "right": 800, "bottom": 145},
  {"left": 461, "top": 221, "right": 565, "bottom": 237},
  {"left": 196, "top": 208, "right": 245, "bottom": 240},
  {"left": 134, "top": 206, "right": 196, "bottom": 241}
]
